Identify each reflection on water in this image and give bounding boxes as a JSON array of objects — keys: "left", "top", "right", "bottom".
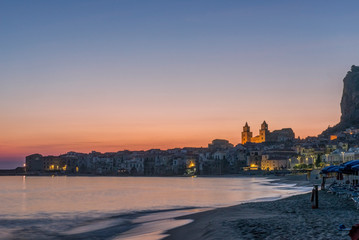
[{"left": 0, "top": 176, "right": 310, "bottom": 239}]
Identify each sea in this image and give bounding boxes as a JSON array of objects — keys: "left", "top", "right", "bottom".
[{"left": 0, "top": 176, "right": 311, "bottom": 240}]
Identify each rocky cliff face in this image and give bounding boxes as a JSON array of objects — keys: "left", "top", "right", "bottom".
[
  {"left": 321, "top": 65, "right": 359, "bottom": 136},
  {"left": 340, "top": 65, "right": 359, "bottom": 124}
]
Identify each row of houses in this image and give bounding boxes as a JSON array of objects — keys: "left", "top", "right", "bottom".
[
  {"left": 25, "top": 140, "right": 247, "bottom": 175},
  {"left": 25, "top": 131, "right": 359, "bottom": 175}
]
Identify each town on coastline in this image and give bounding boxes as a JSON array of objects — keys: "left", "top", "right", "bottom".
[
  {"left": 19, "top": 121, "right": 358, "bottom": 177},
  {"left": 4, "top": 65, "right": 359, "bottom": 177}
]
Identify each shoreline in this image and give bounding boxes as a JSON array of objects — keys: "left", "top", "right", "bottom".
[
  {"left": 163, "top": 191, "right": 359, "bottom": 240},
  {"left": 163, "top": 181, "right": 359, "bottom": 240},
  {"left": 0, "top": 170, "right": 315, "bottom": 178},
  {"left": 1, "top": 173, "right": 331, "bottom": 239},
  {"left": 116, "top": 175, "right": 314, "bottom": 240}
]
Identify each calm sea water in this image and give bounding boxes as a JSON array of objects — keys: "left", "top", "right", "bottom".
[{"left": 0, "top": 176, "right": 311, "bottom": 240}]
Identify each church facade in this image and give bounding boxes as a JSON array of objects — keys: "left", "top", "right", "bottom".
[{"left": 241, "top": 121, "right": 295, "bottom": 144}]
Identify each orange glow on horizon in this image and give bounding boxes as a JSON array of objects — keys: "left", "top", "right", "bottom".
[
  {"left": 0, "top": 108, "right": 339, "bottom": 159},
  {"left": 0, "top": 121, "right": 337, "bottom": 159}
]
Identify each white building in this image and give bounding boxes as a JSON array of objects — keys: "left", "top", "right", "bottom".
[{"left": 324, "top": 149, "right": 345, "bottom": 164}]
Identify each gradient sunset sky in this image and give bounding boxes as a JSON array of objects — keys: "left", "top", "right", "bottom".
[{"left": 1, "top": 1, "right": 359, "bottom": 168}]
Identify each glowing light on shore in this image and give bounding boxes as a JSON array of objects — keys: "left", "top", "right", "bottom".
[{"left": 188, "top": 161, "right": 195, "bottom": 168}]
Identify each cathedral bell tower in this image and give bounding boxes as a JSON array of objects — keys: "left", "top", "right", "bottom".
[
  {"left": 259, "top": 120, "right": 269, "bottom": 142},
  {"left": 242, "top": 122, "right": 252, "bottom": 144}
]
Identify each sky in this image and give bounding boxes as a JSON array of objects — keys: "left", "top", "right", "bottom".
[{"left": 1, "top": 0, "right": 359, "bottom": 168}]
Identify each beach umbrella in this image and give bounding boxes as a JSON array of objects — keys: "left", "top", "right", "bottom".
[
  {"left": 351, "top": 165, "right": 359, "bottom": 185},
  {"left": 327, "top": 166, "right": 341, "bottom": 182},
  {"left": 339, "top": 160, "right": 359, "bottom": 173},
  {"left": 320, "top": 166, "right": 333, "bottom": 174},
  {"left": 320, "top": 166, "right": 339, "bottom": 174},
  {"left": 327, "top": 166, "right": 340, "bottom": 173},
  {"left": 342, "top": 159, "right": 359, "bottom": 168},
  {"left": 351, "top": 164, "right": 359, "bottom": 171},
  {"left": 320, "top": 166, "right": 330, "bottom": 173},
  {"left": 339, "top": 160, "right": 356, "bottom": 171}
]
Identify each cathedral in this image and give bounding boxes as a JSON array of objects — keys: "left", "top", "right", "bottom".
[
  {"left": 242, "top": 121, "right": 269, "bottom": 144},
  {"left": 242, "top": 121, "right": 295, "bottom": 144}
]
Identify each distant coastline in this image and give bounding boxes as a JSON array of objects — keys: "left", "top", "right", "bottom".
[{"left": 0, "top": 169, "right": 309, "bottom": 177}]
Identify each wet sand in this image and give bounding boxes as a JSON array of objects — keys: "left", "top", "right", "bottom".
[{"left": 164, "top": 175, "right": 359, "bottom": 240}]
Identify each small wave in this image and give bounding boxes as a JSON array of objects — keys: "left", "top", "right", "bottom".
[
  {"left": 0, "top": 207, "right": 204, "bottom": 240},
  {"left": 250, "top": 196, "right": 282, "bottom": 202}
]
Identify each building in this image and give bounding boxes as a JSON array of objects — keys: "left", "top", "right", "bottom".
[
  {"left": 269, "top": 128, "right": 295, "bottom": 142},
  {"left": 42, "top": 156, "right": 64, "bottom": 171},
  {"left": 261, "top": 155, "right": 289, "bottom": 171},
  {"left": 251, "top": 121, "right": 269, "bottom": 143},
  {"left": 324, "top": 147, "right": 359, "bottom": 164},
  {"left": 241, "top": 122, "right": 253, "bottom": 144},
  {"left": 241, "top": 121, "right": 294, "bottom": 144},
  {"left": 242, "top": 121, "right": 269, "bottom": 144},
  {"left": 26, "top": 154, "right": 43, "bottom": 172},
  {"left": 324, "top": 149, "right": 345, "bottom": 164},
  {"left": 343, "top": 148, "right": 359, "bottom": 162},
  {"left": 247, "top": 150, "right": 262, "bottom": 170},
  {"left": 208, "top": 139, "right": 234, "bottom": 151}
]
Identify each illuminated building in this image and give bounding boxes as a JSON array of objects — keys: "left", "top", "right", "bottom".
[
  {"left": 241, "top": 121, "right": 294, "bottom": 144},
  {"left": 185, "top": 159, "right": 196, "bottom": 176},
  {"left": 241, "top": 122, "right": 252, "bottom": 144},
  {"left": 42, "top": 156, "right": 62, "bottom": 171},
  {"left": 251, "top": 121, "right": 269, "bottom": 143},
  {"left": 261, "top": 155, "right": 288, "bottom": 171},
  {"left": 330, "top": 135, "right": 338, "bottom": 141},
  {"left": 242, "top": 121, "right": 268, "bottom": 144},
  {"left": 247, "top": 150, "right": 262, "bottom": 169}
]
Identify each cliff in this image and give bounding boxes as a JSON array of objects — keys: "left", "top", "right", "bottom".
[
  {"left": 340, "top": 65, "right": 359, "bottom": 123},
  {"left": 322, "top": 65, "right": 359, "bottom": 136}
]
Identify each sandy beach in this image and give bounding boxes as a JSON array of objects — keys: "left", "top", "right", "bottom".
[{"left": 164, "top": 176, "right": 359, "bottom": 240}]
